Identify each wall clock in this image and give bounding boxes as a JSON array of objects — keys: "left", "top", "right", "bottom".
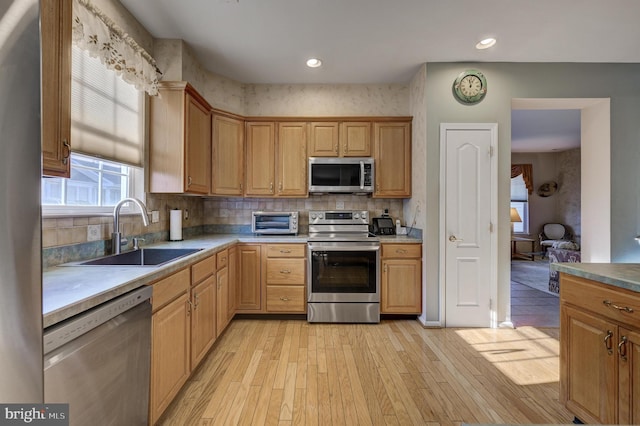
[{"left": 452, "top": 69, "right": 487, "bottom": 104}]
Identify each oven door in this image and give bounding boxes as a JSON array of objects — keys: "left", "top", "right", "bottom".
[{"left": 307, "top": 241, "right": 380, "bottom": 303}]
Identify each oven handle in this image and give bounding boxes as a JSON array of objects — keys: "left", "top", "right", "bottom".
[{"left": 308, "top": 244, "right": 380, "bottom": 252}]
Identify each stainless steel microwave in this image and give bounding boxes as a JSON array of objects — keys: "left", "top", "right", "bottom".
[
  {"left": 251, "top": 211, "right": 299, "bottom": 235},
  {"left": 308, "top": 157, "right": 374, "bottom": 194}
]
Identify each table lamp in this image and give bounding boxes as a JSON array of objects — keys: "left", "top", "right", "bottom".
[{"left": 510, "top": 207, "right": 522, "bottom": 235}]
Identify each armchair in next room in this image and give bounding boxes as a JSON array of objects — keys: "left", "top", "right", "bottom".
[{"left": 539, "top": 223, "right": 579, "bottom": 257}]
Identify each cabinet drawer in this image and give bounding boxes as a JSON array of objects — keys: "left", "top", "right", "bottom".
[
  {"left": 266, "top": 258, "right": 305, "bottom": 284},
  {"left": 266, "top": 285, "right": 306, "bottom": 312},
  {"left": 266, "top": 244, "right": 305, "bottom": 258},
  {"left": 561, "top": 273, "right": 640, "bottom": 329},
  {"left": 216, "top": 249, "right": 228, "bottom": 271},
  {"left": 191, "top": 255, "right": 216, "bottom": 285},
  {"left": 152, "top": 268, "right": 190, "bottom": 312},
  {"left": 382, "top": 244, "right": 421, "bottom": 259}
]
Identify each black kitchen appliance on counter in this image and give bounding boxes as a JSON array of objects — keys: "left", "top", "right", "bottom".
[{"left": 371, "top": 216, "right": 395, "bottom": 235}]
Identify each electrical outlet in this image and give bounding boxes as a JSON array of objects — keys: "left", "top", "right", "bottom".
[
  {"left": 87, "top": 225, "right": 101, "bottom": 241},
  {"left": 184, "top": 209, "right": 189, "bottom": 220},
  {"left": 151, "top": 210, "right": 160, "bottom": 223}
]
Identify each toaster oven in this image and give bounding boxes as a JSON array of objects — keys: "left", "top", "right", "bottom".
[{"left": 251, "top": 211, "right": 299, "bottom": 235}]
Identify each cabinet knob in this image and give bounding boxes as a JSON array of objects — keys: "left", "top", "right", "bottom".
[
  {"left": 280, "top": 269, "right": 291, "bottom": 274},
  {"left": 343, "top": 143, "right": 348, "bottom": 153},
  {"left": 279, "top": 182, "right": 283, "bottom": 193},
  {"left": 280, "top": 249, "right": 291, "bottom": 253},
  {"left": 396, "top": 249, "right": 408, "bottom": 254},
  {"left": 187, "top": 176, "right": 193, "bottom": 187},
  {"left": 269, "top": 182, "right": 273, "bottom": 193},
  {"left": 280, "top": 296, "right": 289, "bottom": 302}
]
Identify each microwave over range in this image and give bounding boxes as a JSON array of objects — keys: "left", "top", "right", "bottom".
[{"left": 308, "top": 157, "right": 374, "bottom": 194}]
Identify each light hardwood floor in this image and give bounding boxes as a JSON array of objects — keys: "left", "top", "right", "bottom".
[{"left": 158, "top": 319, "right": 572, "bottom": 425}]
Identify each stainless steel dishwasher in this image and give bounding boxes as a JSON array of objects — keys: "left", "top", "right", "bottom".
[{"left": 44, "top": 286, "right": 152, "bottom": 426}]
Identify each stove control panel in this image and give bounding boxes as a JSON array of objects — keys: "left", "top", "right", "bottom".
[{"left": 309, "top": 210, "right": 368, "bottom": 225}]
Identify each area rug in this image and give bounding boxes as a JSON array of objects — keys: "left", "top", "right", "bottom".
[{"left": 511, "top": 258, "right": 558, "bottom": 297}]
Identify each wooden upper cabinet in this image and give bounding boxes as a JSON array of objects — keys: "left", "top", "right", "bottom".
[
  {"left": 245, "top": 122, "right": 276, "bottom": 196},
  {"left": 374, "top": 121, "right": 411, "bottom": 198},
  {"left": 41, "top": 0, "right": 72, "bottom": 177},
  {"left": 149, "top": 82, "right": 212, "bottom": 194},
  {"left": 212, "top": 114, "right": 244, "bottom": 195},
  {"left": 340, "top": 122, "right": 371, "bottom": 157},
  {"left": 308, "top": 121, "right": 371, "bottom": 157},
  {"left": 308, "top": 122, "right": 339, "bottom": 156},
  {"left": 276, "top": 122, "right": 307, "bottom": 196}
]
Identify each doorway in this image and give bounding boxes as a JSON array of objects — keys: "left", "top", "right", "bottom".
[{"left": 508, "top": 98, "right": 611, "bottom": 327}]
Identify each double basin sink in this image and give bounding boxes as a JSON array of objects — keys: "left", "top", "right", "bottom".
[{"left": 74, "top": 248, "right": 202, "bottom": 267}]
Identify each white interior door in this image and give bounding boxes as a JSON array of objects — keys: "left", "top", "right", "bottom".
[{"left": 440, "top": 123, "right": 497, "bottom": 327}]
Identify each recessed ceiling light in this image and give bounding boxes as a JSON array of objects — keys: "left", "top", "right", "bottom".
[
  {"left": 476, "top": 38, "right": 497, "bottom": 50},
  {"left": 306, "top": 58, "right": 322, "bottom": 68}
]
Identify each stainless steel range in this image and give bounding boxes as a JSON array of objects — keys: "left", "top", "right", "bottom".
[{"left": 307, "top": 210, "right": 380, "bottom": 323}]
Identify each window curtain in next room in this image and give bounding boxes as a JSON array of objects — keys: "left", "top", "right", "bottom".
[
  {"left": 511, "top": 164, "right": 533, "bottom": 195},
  {"left": 70, "top": 0, "right": 163, "bottom": 167}
]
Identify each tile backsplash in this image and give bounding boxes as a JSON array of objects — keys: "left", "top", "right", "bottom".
[{"left": 42, "top": 193, "right": 405, "bottom": 267}]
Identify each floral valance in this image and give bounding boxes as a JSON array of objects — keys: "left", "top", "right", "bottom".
[
  {"left": 72, "top": 0, "right": 162, "bottom": 95},
  {"left": 511, "top": 163, "right": 533, "bottom": 194}
]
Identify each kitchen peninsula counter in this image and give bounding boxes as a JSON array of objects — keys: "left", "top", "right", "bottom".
[
  {"left": 43, "top": 233, "right": 422, "bottom": 328},
  {"left": 552, "top": 262, "right": 640, "bottom": 293}
]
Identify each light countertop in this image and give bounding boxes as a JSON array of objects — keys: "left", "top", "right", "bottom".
[
  {"left": 552, "top": 262, "right": 640, "bottom": 293},
  {"left": 43, "top": 233, "right": 421, "bottom": 328}
]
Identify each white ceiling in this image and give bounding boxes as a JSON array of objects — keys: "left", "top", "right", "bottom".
[
  {"left": 119, "top": 0, "right": 626, "bottom": 151},
  {"left": 511, "top": 110, "right": 581, "bottom": 153},
  {"left": 120, "top": 0, "right": 640, "bottom": 85}
]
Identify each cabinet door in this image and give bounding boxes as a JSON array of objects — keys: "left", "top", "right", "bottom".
[
  {"left": 41, "top": 0, "right": 71, "bottom": 177},
  {"left": 150, "top": 292, "right": 191, "bottom": 424},
  {"left": 619, "top": 327, "right": 640, "bottom": 424},
  {"left": 561, "top": 305, "right": 617, "bottom": 424},
  {"left": 191, "top": 276, "right": 216, "bottom": 368},
  {"left": 308, "top": 122, "right": 339, "bottom": 157},
  {"left": 216, "top": 266, "right": 229, "bottom": 336},
  {"left": 277, "top": 122, "right": 308, "bottom": 196},
  {"left": 185, "top": 94, "right": 211, "bottom": 194},
  {"left": 228, "top": 246, "right": 238, "bottom": 320},
  {"left": 381, "top": 258, "right": 421, "bottom": 314},
  {"left": 245, "top": 122, "right": 276, "bottom": 196},
  {"left": 340, "top": 122, "right": 371, "bottom": 157},
  {"left": 237, "top": 244, "right": 262, "bottom": 310},
  {"left": 212, "top": 115, "right": 244, "bottom": 195},
  {"left": 373, "top": 121, "right": 411, "bottom": 198}
]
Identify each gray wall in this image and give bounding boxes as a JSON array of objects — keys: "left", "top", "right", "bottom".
[{"left": 425, "top": 62, "right": 640, "bottom": 323}]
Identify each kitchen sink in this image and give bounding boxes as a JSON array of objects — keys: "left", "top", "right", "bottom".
[{"left": 75, "top": 248, "right": 203, "bottom": 266}]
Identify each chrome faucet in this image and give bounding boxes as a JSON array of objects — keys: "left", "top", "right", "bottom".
[{"left": 112, "top": 198, "right": 150, "bottom": 254}]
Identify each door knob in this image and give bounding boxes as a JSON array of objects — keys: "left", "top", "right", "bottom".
[{"left": 449, "top": 235, "right": 463, "bottom": 242}]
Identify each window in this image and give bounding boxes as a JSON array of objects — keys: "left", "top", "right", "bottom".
[
  {"left": 511, "top": 174, "right": 529, "bottom": 234},
  {"left": 42, "top": 45, "right": 145, "bottom": 216}
]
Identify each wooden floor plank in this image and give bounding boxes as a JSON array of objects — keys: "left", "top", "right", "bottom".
[{"left": 158, "top": 319, "right": 573, "bottom": 426}]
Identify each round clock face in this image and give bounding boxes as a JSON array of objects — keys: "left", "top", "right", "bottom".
[{"left": 453, "top": 70, "right": 487, "bottom": 104}]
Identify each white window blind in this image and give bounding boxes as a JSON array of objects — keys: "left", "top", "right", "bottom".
[
  {"left": 511, "top": 174, "right": 529, "bottom": 234},
  {"left": 511, "top": 174, "right": 528, "bottom": 202},
  {"left": 71, "top": 46, "right": 143, "bottom": 167}
]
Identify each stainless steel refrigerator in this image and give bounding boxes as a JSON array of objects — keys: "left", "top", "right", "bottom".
[{"left": 0, "top": 0, "right": 43, "bottom": 402}]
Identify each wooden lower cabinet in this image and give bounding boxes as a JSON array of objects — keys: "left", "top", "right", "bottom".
[
  {"left": 149, "top": 268, "right": 191, "bottom": 425},
  {"left": 380, "top": 243, "right": 422, "bottom": 314},
  {"left": 228, "top": 246, "right": 238, "bottom": 320},
  {"left": 237, "top": 244, "right": 262, "bottom": 311},
  {"left": 560, "top": 273, "right": 640, "bottom": 424},
  {"left": 265, "top": 244, "right": 306, "bottom": 313},
  {"left": 216, "top": 264, "right": 229, "bottom": 336},
  {"left": 190, "top": 275, "right": 216, "bottom": 367}
]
